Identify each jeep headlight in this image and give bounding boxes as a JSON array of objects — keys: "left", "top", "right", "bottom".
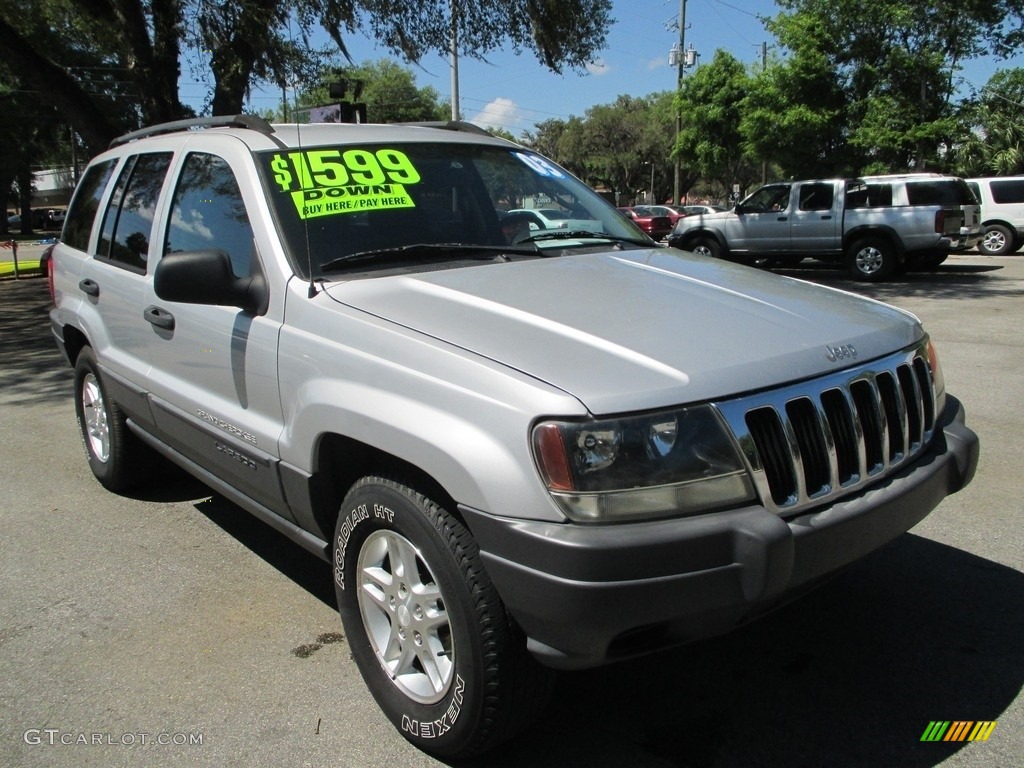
[{"left": 532, "top": 405, "right": 755, "bottom": 523}]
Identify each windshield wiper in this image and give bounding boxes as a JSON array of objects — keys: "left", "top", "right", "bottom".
[
  {"left": 516, "top": 230, "right": 653, "bottom": 247},
  {"left": 320, "top": 242, "right": 540, "bottom": 272}
]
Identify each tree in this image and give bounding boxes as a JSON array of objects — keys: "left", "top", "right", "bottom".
[
  {"left": 766, "top": 0, "right": 1024, "bottom": 172},
  {"left": 287, "top": 59, "right": 448, "bottom": 124},
  {"left": 953, "top": 68, "right": 1024, "bottom": 176},
  {"left": 0, "top": 0, "right": 612, "bottom": 154},
  {"left": 740, "top": 25, "right": 849, "bottom": 178},
  {"left": 674, "top": 50, "right": 760, "bottom": 198}
]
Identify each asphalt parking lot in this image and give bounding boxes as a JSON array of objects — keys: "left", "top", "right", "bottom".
[{"left": 1, "top": 254, "right": 1022, "bottom": 768}]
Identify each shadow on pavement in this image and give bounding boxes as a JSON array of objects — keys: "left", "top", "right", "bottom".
[
  {"left": 484, "top": 534, "right": 1023, "bottom": 768},
  {"left": 773, "top": 259, "right": 1022, "bottom": 304},
  {"left": 0, "top": 277, "right": 70, "bottom": 406},
  {"left": 191, "top": 485, "right": 1023, "bottom": 768}
]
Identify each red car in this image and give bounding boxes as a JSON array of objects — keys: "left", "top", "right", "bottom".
[{"left": 617, "top": 206, "right": 674, "bottom": 240}]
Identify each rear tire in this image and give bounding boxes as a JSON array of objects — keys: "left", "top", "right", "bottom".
[
  {"left": 979, "top": 224, "right": 1015, "bottom": 256},
  {"left": 847, "top": 237, "right": 896, "bottom": 281},
  {"left": 333, "top": 477, "right": 554, "bottom": 759},
  {"left": 73, "top": 346, "right": 158, "bottom": 491}
]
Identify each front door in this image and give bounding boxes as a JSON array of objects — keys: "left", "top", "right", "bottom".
[{"left": 143, "top": 141, "right": 289, "bottom": 517}]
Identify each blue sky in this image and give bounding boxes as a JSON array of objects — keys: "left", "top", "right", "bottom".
[{"left": 179, "top": 0, "right": 1022, "bottom": 135}]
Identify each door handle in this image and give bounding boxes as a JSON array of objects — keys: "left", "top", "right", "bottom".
[
  {"left": 777, "top": 216, "right": 788, "bottom": 221},
  {"left": 144, "top": 305, "right": 175, "bottom": 330},
  {"left": 79, "top": 279, "right": 99, "bottom": 297},
  {"left": 821, "top": 215, "right": 833, "bottom": 220}
]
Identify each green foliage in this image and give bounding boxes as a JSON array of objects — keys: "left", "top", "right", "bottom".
[
  {"left": 766, "top": 0, "right": 1024, "bottom": 172},
  {"left": 953, "top": 68, "right": 1024, "bottom": 176},
  {"left": 675, "top": 50, "right": 760, "bottom": 197},
  {"left": 288, "top": 59, "right": 448, "bottom": 124},
  {"left": 523, "top": 93, "right": 678, "bottom": 203}
]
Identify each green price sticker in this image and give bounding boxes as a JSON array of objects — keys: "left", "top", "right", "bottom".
[
  {"left": 290, "top": 185, "right": 415, "bottom": 220},
  {"left": 271, "top": 148, "right": 421, "bottom": 192},
  {"left": 270, "top": 148, "right": 422, "bottom": 219}
]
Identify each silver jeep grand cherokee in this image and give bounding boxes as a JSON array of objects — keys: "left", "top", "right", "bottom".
[{"left": 49, "top": 116, "right": 979, "bottom": 759}]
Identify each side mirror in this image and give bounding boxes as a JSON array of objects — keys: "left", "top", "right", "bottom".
[{"left": 154, "top": 249, "right": 268, "bottom": 315}]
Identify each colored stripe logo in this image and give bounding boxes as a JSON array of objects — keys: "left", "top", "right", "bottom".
[{"left": 920, "top": 721, "right": 997, "bottom": 742}]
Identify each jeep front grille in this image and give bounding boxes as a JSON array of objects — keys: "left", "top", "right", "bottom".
[{"left": 715, "top": 342, "right": 938, "bottom": 516}]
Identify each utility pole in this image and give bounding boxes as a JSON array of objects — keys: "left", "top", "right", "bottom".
[
  {"left": 672, "top": 0, "right": 686, "bottom": 205},
  {"left": 450, "top": 0, "right": 460, "bottom": 121},
  {"left": 760, "top": 42, "right": 767, "bottom": 185}
]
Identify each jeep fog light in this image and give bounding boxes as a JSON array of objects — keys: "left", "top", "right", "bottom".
[{"left": 532, "top": 405, "right": 756, "bottom": 523}]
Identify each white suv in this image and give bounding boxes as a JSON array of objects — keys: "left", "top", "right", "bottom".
[{"left": 966, "top": 176, "right": 1024, "bottom": 255}]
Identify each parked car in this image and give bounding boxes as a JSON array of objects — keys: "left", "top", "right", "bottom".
[
  {"left": 49, "top": 115, "right": 978, "bottom": 759},
  {"left": 676, "top": 204, "right": 728, "bottom": 216},
  {"left": 965, "top": 176, "right": 1024, "bottom": 255},
  {"left": 635, "top": 204, "right": 686, "bottom": 225},
  {"left": 668, "top": 175, "right": 981, "bottom": 280},
  {"left": 617, "top": 206, "right": 673, "bottom": 240},
  {"left": 30, "top": 208, "right": 66, "bottom": 230},
  {"left": 504, "top": 206, "right": 602, "bottom": 232}
]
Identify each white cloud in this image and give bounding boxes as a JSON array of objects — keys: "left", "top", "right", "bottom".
[
  {"left": 586, "top": 58, "right": 612, "bottom": 76},
  {"left": 647, "top": 56, "right": 667, "bottom": 71},
  {"left": 467, "top": 97, "right": 525, "bottom": 132}
]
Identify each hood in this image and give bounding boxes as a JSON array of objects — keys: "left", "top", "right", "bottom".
[{"left": 322, "top": 250, "right": 922, "bottom": 414}]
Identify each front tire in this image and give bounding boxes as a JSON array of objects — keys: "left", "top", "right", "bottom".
[
  {"left": 333, "top": 477, "right": 553, "bottom": 759},
  {"left": 847, "top": 237, "right": 896, "bottom": 281},
  {"left": 687, "top": 235, "right": 722, "bottom": 260},
  {"left": 73, "top": 346, "right": 156, "bottom": 491}
]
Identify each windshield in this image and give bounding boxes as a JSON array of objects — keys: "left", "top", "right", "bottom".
[{"left": 257, "top": 142, "right": 649, "bottom": 277}]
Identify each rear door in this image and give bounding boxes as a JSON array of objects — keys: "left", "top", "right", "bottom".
[{"left": 75, "top": 152, "right": 174, "bottom": 426}]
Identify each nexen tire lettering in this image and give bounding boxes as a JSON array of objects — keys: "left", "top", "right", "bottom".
[{"left": 400, "top": 675, "right": 466, "bottom": 738}]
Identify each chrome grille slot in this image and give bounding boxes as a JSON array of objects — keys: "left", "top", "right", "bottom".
[
  {"left": 716, "top": 341, "right": 939, "bottom": 516},
  {"left": 821, "top": 388, "right": 859, "bottom": 485},
  {"left": 745, "top": 407, "right": 795, "bottom": 506},
  {"left": 786, "top": 397, "right": 830, "bottom": 497}
]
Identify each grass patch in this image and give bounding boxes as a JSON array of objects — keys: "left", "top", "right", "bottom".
[{"left": 0, "top": 259, "right": 42, "bottom": 278}]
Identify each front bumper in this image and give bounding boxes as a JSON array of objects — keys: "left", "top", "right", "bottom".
[{"left": 460, "top": 397, "right": 978, "bottom": 670}]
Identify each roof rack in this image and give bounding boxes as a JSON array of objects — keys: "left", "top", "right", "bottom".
[
  {"left": 397, "top": 120, "right": 493, "bottom": 137},
  {"left": 109, "top": 114, "right": 277, "bottom": 148}
]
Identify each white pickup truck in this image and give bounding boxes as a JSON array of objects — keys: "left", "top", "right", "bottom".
[{"left": 667, "top": 175, "right": 981, "bottom": 280}]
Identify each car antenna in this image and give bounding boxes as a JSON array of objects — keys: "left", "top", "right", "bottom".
[{"left": 285, "top": 18, "right": 318, "bottom": 298}]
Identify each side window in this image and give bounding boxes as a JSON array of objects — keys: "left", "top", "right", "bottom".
[
  {"left": 62, "top": 159, "right": 117, "bottom": 251},
  {"left": 990, "top": 180, "right": 1024, "bottom": 204},
  {"left": 97, "top": 153, "right": 173, "bottom": 271},
  {"left": 798, "top": 183, "right": 834, "bottom": 211},
  {"left": 744, "top": 185, "right": 791, "bottom": 212},
  {"left": 866, "top": 184, "right": 893, "bottom": 207},
  {"left": 165, "top": 153, "right": 255, "bottom": 278}
]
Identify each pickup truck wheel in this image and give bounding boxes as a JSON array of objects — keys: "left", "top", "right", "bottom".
[
  {"left": 73, "top": 347, "right": 156, "bottom": 491},
  {"left": 689, "top": 236, "right": 721, "bottom": 260},
  {"left": 847, "top": 237, "right": 895, "bottom": 281},
  {"left": 979, "top": 224, "right": 1015, "bottom": 256},
  {"left": 333, "top": 477, "right": 553, "bottom": 759}
]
